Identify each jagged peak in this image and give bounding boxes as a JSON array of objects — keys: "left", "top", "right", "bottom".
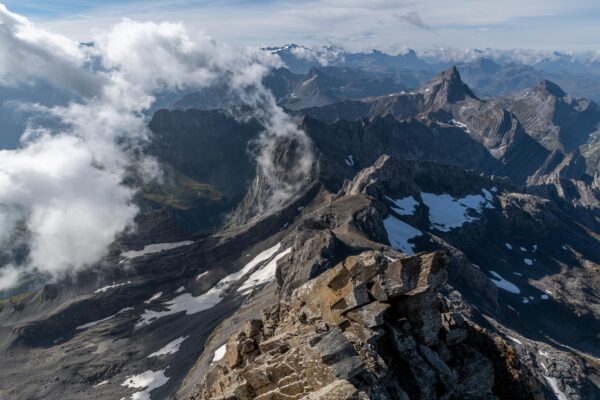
[
  {"left": 534, "top": 79, "right": 566, "bottom": 97},
  {"left": 444, "top": 65, "right": 461, "bottom": 80},
  {"left": 421, "top": 66, "right": 477, "bottom": 104}
]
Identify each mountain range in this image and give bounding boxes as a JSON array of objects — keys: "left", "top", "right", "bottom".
[{"left": 1, "top": 50, "right": 600, "bottom": 400}]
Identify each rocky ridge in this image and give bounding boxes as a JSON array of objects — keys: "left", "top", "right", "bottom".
[{"left": 190, "top": 251, "right": 541, "bottom": 400}]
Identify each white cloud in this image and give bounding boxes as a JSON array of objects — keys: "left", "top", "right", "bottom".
[
  {"left": 0, "top": 4, "right": 313, "bottom": 290},
  {"left": 0, "top": 4, "right": 104, "bottom": 97},
  {"left": 0, "top": 134, "right": 138, "bottom": 278},
  {"left": 31, "top": 0, "right": 600, "bottom": 52},
  {"left": 289, "top": 45, "right": 344, "bottom": 66}
]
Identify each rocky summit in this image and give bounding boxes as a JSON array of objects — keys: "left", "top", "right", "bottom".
[{"left": 190, "top": 251, "right": 540, "bottom": 400}]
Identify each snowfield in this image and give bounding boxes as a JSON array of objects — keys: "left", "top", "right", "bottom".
[
  {"left": 136, "top": 243, "right": 287, "bottom": 327},
  {"left": 386, "top": 195, "right": 419, "bottom": 216},
  {"left": 238, "top": 247, "right": 292, "bottom": 292},
  {"left": 421, "top": 190, "right": 494, "bottom": 232},
  {"left": 489, "top": 271, "right": 520, "bottom": 294},
  {"left": 383, "top": 216, "right": 423, "bottom": 255},
  {"left": 121, "top": 370, "right": 169, "bottom": 400}
]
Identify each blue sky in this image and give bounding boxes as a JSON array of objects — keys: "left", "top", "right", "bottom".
[{"left": 3, "top": 0, "right": 600, "bottom": 52}]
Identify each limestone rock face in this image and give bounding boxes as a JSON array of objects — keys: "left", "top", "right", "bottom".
[{"left": 189, "top": 251, "right": 539, "bottom": 400}]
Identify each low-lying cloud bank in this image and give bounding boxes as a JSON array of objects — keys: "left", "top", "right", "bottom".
[{"left": 0, "top": 4, "right": 312, "bottom": 290}]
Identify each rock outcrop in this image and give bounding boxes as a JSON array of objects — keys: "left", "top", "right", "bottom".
[{"left": 189, "top": 251, "right": 541, "bottom": 400}]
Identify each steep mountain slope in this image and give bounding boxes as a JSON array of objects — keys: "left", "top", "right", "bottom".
[
  {"left": 499, "top": 80, "right": 600, "bottom": 153},
  {"left": 146, "top": 108, "right": 263, "bottom": 232},
  {"left": 299, "top": 67, "right": 550, "bottom": 184},
  {"left": 299, "top": 67, "right": 600, "bottom": 212}
]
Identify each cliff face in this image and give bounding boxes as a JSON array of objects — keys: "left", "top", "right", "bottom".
[{"left": 190, "top": 251, "right": 541, "bottom": 400}]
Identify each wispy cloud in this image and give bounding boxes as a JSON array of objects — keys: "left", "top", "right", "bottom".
[
  {"left": 395, "top": 12, "right": 433, "bottom": 31},
  {"left": 13, "top": 0, "right": 599, "bottom": 52}
]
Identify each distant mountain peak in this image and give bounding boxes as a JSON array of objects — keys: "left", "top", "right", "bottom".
[
  {"left": 473, "top": 57, "right": 501, "bottom": 73},
  {"left": 421, "top": 66, "right": 478, "bottom": 105},
  {"left": 263, "top": 43, "right": 305, "bottom": 53},
  {"left": 444, "top": 65, "right": 461, "bottom": 79},
  {"left": 535, "top": 79, "right": 566, "bottom": 97}
]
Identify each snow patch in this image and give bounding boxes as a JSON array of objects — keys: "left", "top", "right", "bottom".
[
  {"left": 238, "top": 247, "right": 292, "bottom": 292},
  {"left": 505, "top": 243, "right": 512, "bottom": 250},
  {"left": 489, "top": 271, "right": 520, "bottom": 294},
  {"left": 120, "top": 241, "right": 193, "bottom": 259},
  {"left": 136, "top": 243, "right": 283, "bottom": 327},
  {"left": 383, "top": 216, "right": 423, "bottom": 255},
  {"left": 95, "top": 281, "right": 132, "bottom": 293},
  {"left": 544, "top": 376, "right": 568, "bottom": 400},
  {"left": 482, "top": 189, "right": 494, "bottom": 202},
  {"left": 144, "top": 292, "right": 162, "bottom": 304},
  {"left": 541, "top": 294, "right": 549, "bottom": 300},
  {"left": 148, "top": 336, "right": 188, "bottom": 358},
  {"left": 121, "top": 370, "right": 169, "bottom": 400},
  {"left": 524, "top": 258, "right": 534, "bottom": 266},
  {"left": 136, "top": 287, "right": 223, "bottom": 327},
  {"left": 539, "top": 350, "right": 552, "bottom": 358},
  {"left": 345, "top": 155, "right": 355, "bottom": 166},
  {"left": 386, "top": 195, "right": 419, "bottom": 216},
  {"left": 421, "top": 191, "right": 494, "bottom": 232},
  {"left": 196, "top": 271, "right": 208, "bottom": 281},
  {"left": 507, "top": 336, "right": 523, "bottom": 345},
  {"left": 212, "top": 344, "right": 227, "bottom": 362},
  {"left": 175, "top": 286, "right": 185, "bottom": 293},
  {"left": 450, "top": 119, "right": 471, "bottom": 133},
  {"left": 93, "top": 380, "right": 109, "bottom": 388}
]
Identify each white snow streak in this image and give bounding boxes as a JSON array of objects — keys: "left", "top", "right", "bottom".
[
  {"left": 489, "top": 271, "right": 520, "bottom": 294},
  {"left": 237, "top": 247, "right": 292, "bottom": 292},
  {"left": 120, "top": 241, "right": 194, "bottom": 259},
  {"left": 148, "top": 336, "right": 188, "bottom": 358}
]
